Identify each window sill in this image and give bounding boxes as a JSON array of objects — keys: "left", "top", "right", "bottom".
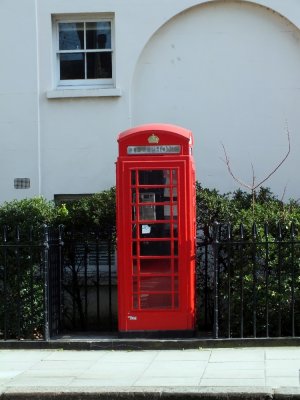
[{"left": 46, "top": 87, "right": 122, "bottom": 99}]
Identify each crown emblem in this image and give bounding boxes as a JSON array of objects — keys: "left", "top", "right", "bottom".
[{"left": 148, "top": 134, "right": 159, "bottom": 144}]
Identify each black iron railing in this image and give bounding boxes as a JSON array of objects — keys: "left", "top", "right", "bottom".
[
  {"left": 0, "top": 225, "right": 116, "bottom": 340},
  {"left": 197, "top": 222, "right": 300, "bottom": 338},
  {"left": 61, "top": 229, "right": 116, "bottom": 333},
  {"left": 0, "top": 223, "right": 299, "bottom": 340},
  {"left": 0, "top": 226, "right": 46, "bottom": 340}
]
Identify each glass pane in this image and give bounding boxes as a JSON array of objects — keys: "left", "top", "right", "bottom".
[
  {"left": 140, "top": 276, "right": 172, "bottom": 292},
  {"left": 174, "top": 293, "right": 179, "bottom": 308},
  {"left": 132, "top": 258, "right": 138, "bottom": 274},
  {"left": 163, "top": 169, "right": 178, "bottom": 184},
  {"left": 164, "top": 205, "right": 178, "bottom": 219},
  {"left": 132, "top": 206, "right": 136, "bottom": 221},
  {"left": 59, "top": 23, "right": 84, "bottom": 50},
  {"left": 131, "top": 171, "right": 136, "bottom": 185},
  {"left": 138, "top": 170, "right": 165, "bottom": 185},
  {"left": 163, "top": 187, "right": 178, "bottom": 198},
  {"left": 132, "top": 224, "right": 137, "bottom": 238},
  {"left": 139, "top": 205, "right": 175, "bottom": 221},
  {"left": 173, "top": 224, "right": 178, "bottom": 237},
  {"left": 132, "top": 241, "right": 137, "bottom": 256},
  {"left": 139, "top": 223, "right": 172, "bottom": 238},
  {"left": 174, "top": 258, "right": 178, "bottom": 273},
  {"left": 60, "top": 53, "right": 84, "bottom": 80},
  {"left": 87, "top": 52, "right": 112, "bottom": 79},
  {"left": 163, "top": 169, "right": 178, "bottom": 197},
  {"left": 139, "top": 205, "right": 157, "bottom": 221},
  {"left": 139, "top": 188, "right": 164, "bottom": 203},
  {"left": 174, "top": 277, "right": 178, "bottom": 291},
  {"left": 140, "top": 259, "right": 171, "bottom": 274},
  {"left": 139, "top": 190, "right": 156, "bottom": 203},
  {"left": 140, "top": 240, "right": 171, "bottom": 256},
  {"left": 133, "top": 294, "right": 138, "bottom": 309},
  {"left": 140, "top": 293, "right": 173, "bottom": 309},
  {"left": 86, "top": 21, "right": 111, "bottom": 49},
  {"left": 133, "top": 277, "right": 138, "bottom": 293},
  {"left": 174, "top": 241, "right": 178, "bottom": 256}
]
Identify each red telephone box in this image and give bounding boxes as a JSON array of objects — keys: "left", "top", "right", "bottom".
[{"left": 116, "top": 123, "right": 196, "bottom": 334}]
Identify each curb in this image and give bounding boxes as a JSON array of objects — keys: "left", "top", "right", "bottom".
[
  {"left": 1, "top": 387, "right": 300, "bottom": 400},
  {"left": 1, "top": 338, "right": 300, "bottom": 350}
]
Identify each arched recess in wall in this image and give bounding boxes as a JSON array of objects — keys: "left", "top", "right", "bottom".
[{"left": 131, "top": 0, "right": 300, "bottom": 198}]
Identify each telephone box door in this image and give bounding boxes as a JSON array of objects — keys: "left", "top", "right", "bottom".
[{"left": 117, "top": 160, "right": 195, "bottom": 332}]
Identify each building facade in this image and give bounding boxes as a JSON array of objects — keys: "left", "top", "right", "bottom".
[{"left": 1, "top": 0, "right": 300, "bottom": 202}]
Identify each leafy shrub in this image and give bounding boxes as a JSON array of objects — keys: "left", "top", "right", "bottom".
[
  {"left": 58, "top": 187, "right": 116, "bottom": 240},
  {"left": 196, "top": 183, "right": 300, "bottom": 235},
  {"left": 1, "top": 184, "right": 300, "bottom": 339},
  {"left": 0, "top": 189, "right": 116, "bottom": 339},
  {"left": 196, "top": 184, "right": 300, "bottom": 337}
]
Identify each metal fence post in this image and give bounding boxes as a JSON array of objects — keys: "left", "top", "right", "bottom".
[
  {"left": 58, "top": 224, "right": 64, "bottom": 334},
  {"left": 277, "top": 222, "right": 283, "bottom": 337},
  {"left": 43, "top": 225, "right": 50, "bottom": 341},
  {"left": 213, "top": 222, "right": 219, "bottom": 339},
  {"left": 264, "top": 223, "right": 270, "bottom": 338},
  {"left": 239, "top": 223, "right": 245, "bottom": 338},
  {"left": 291, "top": 222, "right": 296, "bottom": 337},
  {"left": 252, "top": 222, "right": 258, "bottom": 338},
  {"left": 3, "top": 226, "right": 8, "bottom": 340}
]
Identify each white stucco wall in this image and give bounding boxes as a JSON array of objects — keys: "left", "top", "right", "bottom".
[
  {"left": 132, "top": 1, "right": 300, "bottom": 197},
  {"left": 0, "top": 0, "right": 299, "bottom": 202},
  {"left": 0, "top": 0, "right": 40, "bottom": 201}
]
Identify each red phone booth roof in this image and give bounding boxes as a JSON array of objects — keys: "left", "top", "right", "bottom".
[{"left": 118, "top": 123, "right": 193, "bottom": 157}]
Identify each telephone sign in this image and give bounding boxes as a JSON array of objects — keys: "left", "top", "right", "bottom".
[
  {"left": 116, "top": 123, "right": 196, "bottom": 334},
  {"left": 127, "top": 145, "right": 181, "bottom": 155}
]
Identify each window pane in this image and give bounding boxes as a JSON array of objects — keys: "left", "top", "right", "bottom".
[
  {"left": 60, "top": 53, "right": 84, "bottom": 80},
  {"left": 139, "top": 188, "right": 165, "bottom": 203},
  {"left": 140, "top": 293, "right": 173, "bottom": 309},
  {"left": 139, "top": 223, "right": 172, "bottom": 238},
  {"left": 140, "top": 259, "right": 172, "bottom": 274},
  {"left": 140, "top": 241, "right": 171, "bottom": 256},
  {"left": 133, "top": 294, "right": 139, "bottom": 309},
  {"left": 86, "top": 21, "right": 111, "bottom": 49},
  {"left": 133, "top": 277, "right": 138, "bottom": 293},
  {"left": 131, "top": 170, "right": 136, "bottom": 185},
  {"left": 59, "top": 23, "right": 84, "bottom": 50},
  {"left": 132, "top": 241, "right": 137, "bottom": 256},
  {"left": 132, "top": 259, "right": 138, "bottom": 274},
  {"left": 140, "top": 276, "right": 172, "bottom": 292},
  {"left": 138, "top": 170, "right": 165, "bottom": 185},
  {"left": 87, "top": 52, "right": 112, "bottom": 78},
  {"left": 174, "top": 258, "right": 178, "bottom": 273},
  {"left": 139, "top": 205, "right": 157, "bottom": 221}
]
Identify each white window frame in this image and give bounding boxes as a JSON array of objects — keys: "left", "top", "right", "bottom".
[{"left": 52, "top": 14, "right": 115, "bottom": 89}]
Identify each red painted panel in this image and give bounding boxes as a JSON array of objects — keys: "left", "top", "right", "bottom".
[{"left": 116, "top": 124, "right": 196, "bottom": 333}]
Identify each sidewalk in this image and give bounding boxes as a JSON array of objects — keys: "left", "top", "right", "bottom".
[{"left": 0, "top": 346, "right": 300, "bottom": 399}]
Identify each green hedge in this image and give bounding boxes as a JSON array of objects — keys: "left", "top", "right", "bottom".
[
  {"left": 0, "top": 187, "right": 116, "bottom": 238},
  {"left": 0, "top": 184, "right": 299, "bottom": 233},
  {"left": 197, "top": 183, "right": 300, "bottom": 237},
  {"left": 1, "top": 184, "right": 299, "bottom": 339}
]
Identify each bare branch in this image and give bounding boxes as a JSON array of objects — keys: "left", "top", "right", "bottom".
[
  {"left": 253, "top": 123, "right": 291, "bottom": 190},
  {"left": 221, "top": 122, "right": 291, "bottom": 195},
  {"left": 280, "top": 184, "right": 288, "bottom": 203},
  {"left": 251, "top": 162, "right": 256, "bottom": 188},
  {"left": 221, "top": 143, "right": 253, "bottom": 190}
]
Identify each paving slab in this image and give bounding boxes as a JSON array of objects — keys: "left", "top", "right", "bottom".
[{"left": 0, "top": 347, "right": 299, "bottom": 399}]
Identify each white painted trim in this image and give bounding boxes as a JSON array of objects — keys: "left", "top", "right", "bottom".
[
  {"left": 35, "top": 0, "right": 42, "bottom": 195},
  {"left": 46, "top": 87, "right": 122, "bottom": 98}
]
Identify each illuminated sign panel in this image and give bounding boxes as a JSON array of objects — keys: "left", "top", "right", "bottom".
[{"left": 127, "top": 145, "right": 181, "bottom": 155}]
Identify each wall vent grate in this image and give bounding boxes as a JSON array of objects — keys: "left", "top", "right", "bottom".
[{"left": 14, "top": 178, "right": 30, "bottom": 189}]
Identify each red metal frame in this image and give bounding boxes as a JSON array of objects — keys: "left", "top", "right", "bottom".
[{"left": 116, "top": 124, "right": 196, "bottom": 332}]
